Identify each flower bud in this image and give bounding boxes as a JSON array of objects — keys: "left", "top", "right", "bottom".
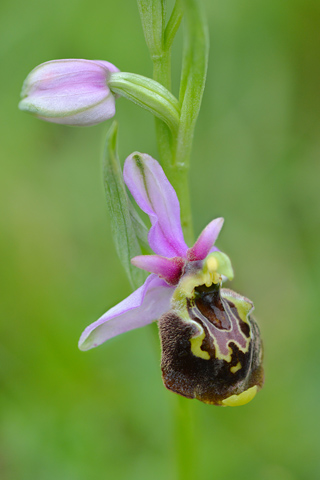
[
  {"left": 159, "top": 258, "right": 264, "bottom": 406},
  {"left": 19, "top": 59, "right": 119, "bottom": 126}
]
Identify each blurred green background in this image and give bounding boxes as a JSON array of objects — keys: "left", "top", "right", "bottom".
[{"left": 1, "top": 0, "right": 319, "bottom": 478}]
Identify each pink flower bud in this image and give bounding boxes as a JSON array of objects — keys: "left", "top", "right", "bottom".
[{"left": 19, "top": 59, "right": 119, "bottom": 126}]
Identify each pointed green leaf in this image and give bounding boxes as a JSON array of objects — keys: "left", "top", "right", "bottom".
[
  {"left": 173, "top": 0, "right": 209, "bottom": 166},
  {"left": 103, "top": 121, "right": 147, "bottom": 289},
  {"left": 128, "top": 203, "right": 151, "bottom": 254}
]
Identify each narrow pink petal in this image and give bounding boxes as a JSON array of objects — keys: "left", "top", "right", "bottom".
[
  {"left": 131, "top": 255, "right": 185, "bottom": 285},
  {"left": 78, "top": 274, "right": 173, "bottom": 351},
  {"left": 123, "top": 153, "right": 188, "bottom": 258},
  {"left": 187, "top": 217, "right": 224, "bottom": 261}
]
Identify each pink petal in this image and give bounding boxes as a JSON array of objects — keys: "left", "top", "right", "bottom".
[
  {"left": 78, "top": 274, "right": 173, "bottom": 351},
  {"left": 131, "top": 255, "right": 185, "bottom": 285},
  {"left": 187, "top": 217, "right": 224, "bottom": 261},
  {"left": 93, "top": 60, "right": 120, "bottom": 74},
  {"left": 123, "top": 153, "right": 188, "bottom": 258}
]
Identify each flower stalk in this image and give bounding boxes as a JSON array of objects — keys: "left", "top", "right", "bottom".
[
  {"left": 174, "top": 395, "right": 195, "bottom": 480},
  {"left": 138, "top": 0, "right": 209, "bottom": 247},
  {"left": 137, "top": 2, "right": 210, "bottom": 477}
]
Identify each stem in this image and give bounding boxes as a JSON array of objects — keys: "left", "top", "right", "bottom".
[
  {"left": 152, "top": 36, "right": 194, "bottom": 245},
  {"left": 137, "top": 0, "right": 198, "bottom": 245},
  {"left": 137, "top": 1, "right": 207, "bottom": 477},
  {"left": 174, "top": 395, "right": 195, "bottom": 480},
  {"left": 152, "top": 52, "right": 174, "bottom": 172}
]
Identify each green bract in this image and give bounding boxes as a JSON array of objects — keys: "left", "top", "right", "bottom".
[{"left": 108, "top": 72, "right": 180, "bottom": 133}]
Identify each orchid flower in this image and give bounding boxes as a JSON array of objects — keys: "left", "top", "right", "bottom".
[
  {"left": 19, "top": 59, "right": 119, "bottom": 126},
  {"left": 79, "top": 154, "right": 264, "bottom": 406},
  {"left": 19, "top": 59, "right": 180, "bottom": 131}
]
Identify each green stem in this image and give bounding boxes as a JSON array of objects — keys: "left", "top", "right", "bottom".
[
  {"left": 137, "top": 0, "right": 198, "bottom": 246},
  {"left": 152, "top": 52, "right": 174, "bottom": 172},
  {"left": 174, "top": 395, "right": 195, "bottom": 480},
  {"left": 152, "top": 47, "right": 194, "bottom": 246},
  {"left": 137, "top": 1, "right": 207, "bottom": 477}
]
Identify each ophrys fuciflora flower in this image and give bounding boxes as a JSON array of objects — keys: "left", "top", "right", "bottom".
[{"left": 79, "top": 153, "right": 264, "bottom": 406}]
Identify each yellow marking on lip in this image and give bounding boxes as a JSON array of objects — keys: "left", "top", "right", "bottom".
[
  {"left": 191, "top": 295, "right": 250, "bottom": 363},
  {"left": 190, "top": 330, "right": 210, "bottom": 360},
  {"left": 221, "top": 291, "right": 253, "bottom": 326},
  {"left": 230, "top": 362, "right": 242, "bottom": 374},
  {"left": 222, "top": 385, "right": 258, "bottom": 407}
]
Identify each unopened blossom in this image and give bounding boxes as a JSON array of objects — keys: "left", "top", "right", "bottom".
[
  {"left": 79, "top": 154, "right": 264, "bottom": 406},
  {"left": 19, "top": 59, "right": 119, "bottom": 126}
]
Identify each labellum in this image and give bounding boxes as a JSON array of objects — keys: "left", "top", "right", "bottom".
[{"left": 159, "top": 260, "right": 264, "bottom": 406}]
